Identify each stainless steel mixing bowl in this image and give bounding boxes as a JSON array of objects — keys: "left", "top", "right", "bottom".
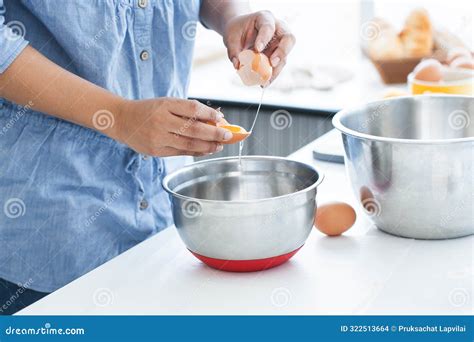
[
  {"left": 333, "top": 95, "right": 473, "bottom": 239},
  {"left": 162, "top": 156, "right": 323, "bottom": 271}
]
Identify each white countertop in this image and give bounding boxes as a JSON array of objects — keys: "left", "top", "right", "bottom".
[
  {"left": 19, "top": 136, "right": 473, "bottom": 315},
  {"left": 188, "top": 57, "right": 405, "bottom": 113}
]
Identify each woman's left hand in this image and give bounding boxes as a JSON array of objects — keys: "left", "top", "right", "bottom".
[{"left": 223, "top": 11, "right": 295, "bottom": 84}]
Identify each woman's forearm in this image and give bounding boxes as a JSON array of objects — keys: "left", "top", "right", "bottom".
[
  {"left": 200, "top": 0, "right": 250, "bottom": 35},
  {"left": 0, "top": 46, "right": 124, "bottom": 139},
  {"left": 0, "top": 45, "right": 230, "bottom": 157}
]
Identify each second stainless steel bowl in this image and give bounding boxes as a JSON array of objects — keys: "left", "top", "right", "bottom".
[
  {"left": 162, "top": 156, "right": 323, "bottom": 271},
  {"left": 333, "top": 95, "right": 473, "bottom": 239}
]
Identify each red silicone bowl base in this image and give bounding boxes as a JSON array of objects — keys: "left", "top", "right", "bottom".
[{"left": 189, "top": 246, "right": 303, "bottom": 272}]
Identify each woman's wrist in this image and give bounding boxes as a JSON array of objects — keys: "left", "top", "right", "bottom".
[
  {"left": 103, "top": 96, "right": 131, "bottom": 143},
  {"left": 200, "top": 0, "right": 250, "bottom": 36}
]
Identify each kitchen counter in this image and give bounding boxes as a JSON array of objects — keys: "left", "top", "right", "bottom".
[
  {"left": 19, "top": 139, "right": 473, "bottom": 315},
  {"left": 188, "top": 57, "right": 404, "bottom": 113}
]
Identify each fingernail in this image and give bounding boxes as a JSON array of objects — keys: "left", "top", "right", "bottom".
[
  {"left": 256, "top": 42, "right": 265, "bottom": 52},
  {"left": 217, "top": 111, "right": 224, "bottom": 119},
  {"left": 222, "top": 130, "right": 233, "bottom": 141},
  {"left": 271, "top": 56, "right": 280, "bottom": 67},
  {"left": 216, "top": 144, "right": 223, "bottom": 152},
  {"left": 231, "top": 57, "right": 239, "bottom": 69}
]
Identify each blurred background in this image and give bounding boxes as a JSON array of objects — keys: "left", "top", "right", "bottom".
[{"left": 190, "top": 0, "right": 473, "bottom": 158}]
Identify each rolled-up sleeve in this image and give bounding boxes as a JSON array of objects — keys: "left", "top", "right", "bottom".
[{"left": 0, "top": 1, "right": 29, "bottom": 73}]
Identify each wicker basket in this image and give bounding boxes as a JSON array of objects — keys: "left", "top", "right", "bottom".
[{"left": 370, "top": 57, "right": 422, "bottom": 84}]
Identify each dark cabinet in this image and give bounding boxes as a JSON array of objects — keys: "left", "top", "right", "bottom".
[{"left": 194, "top": 100, "right": 334, "bottom": 159}]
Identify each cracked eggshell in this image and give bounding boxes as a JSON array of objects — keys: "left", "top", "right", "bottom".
[{"left": 237, "top": 49, "right": 273, "bottom": 86}]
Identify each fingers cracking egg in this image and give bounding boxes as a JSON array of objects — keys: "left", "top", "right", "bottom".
[
  {"left": 237, "top": 49, "right": 273, "bottom": 86},
  {"left": 206, "top": 110, "right": 250, "bottom": 144}
]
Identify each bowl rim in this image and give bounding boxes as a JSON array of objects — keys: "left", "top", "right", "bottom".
[
  {"left": 332, "top": 95, "right": 474, "bottom": 144},
  {"left": 162, "top": 155, "right": 324, "bottom": 204}
]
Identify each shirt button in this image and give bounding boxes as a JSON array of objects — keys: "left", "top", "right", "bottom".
[
  {"left": 140, "top": 50, "right": 150, "bottom": 61},
  {"left": 142, "top": 155, "right": 149, "bottom": 161},
  {"left": 139, "top": 199, "right": 149, "bottom": 210},
  {"left": 138, "top": 0, "right": 148, "bottom": 8}
]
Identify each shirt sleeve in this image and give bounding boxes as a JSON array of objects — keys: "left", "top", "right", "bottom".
[{"left": 0, "top": 1, "right": 29, "bottom": 74}]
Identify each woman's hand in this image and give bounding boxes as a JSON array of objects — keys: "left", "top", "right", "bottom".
[
  {"left": 223, "top": 11, "right": 296, "bottom": 83},
  {"left": 111, "top": 98, "right": 233, "bottom": 157}
]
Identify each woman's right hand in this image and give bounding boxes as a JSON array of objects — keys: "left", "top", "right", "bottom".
[{"left": 110, "top": 98, "right": 233, "bottom": 157}]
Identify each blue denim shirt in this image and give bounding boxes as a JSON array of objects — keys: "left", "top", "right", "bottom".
[{"left": 0, "top": 0, "right": 200, "bottom": 292}]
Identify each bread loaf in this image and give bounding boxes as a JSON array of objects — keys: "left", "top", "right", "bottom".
[{"left": 399, "top": 9, "right": 433, "bottom": 58}]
